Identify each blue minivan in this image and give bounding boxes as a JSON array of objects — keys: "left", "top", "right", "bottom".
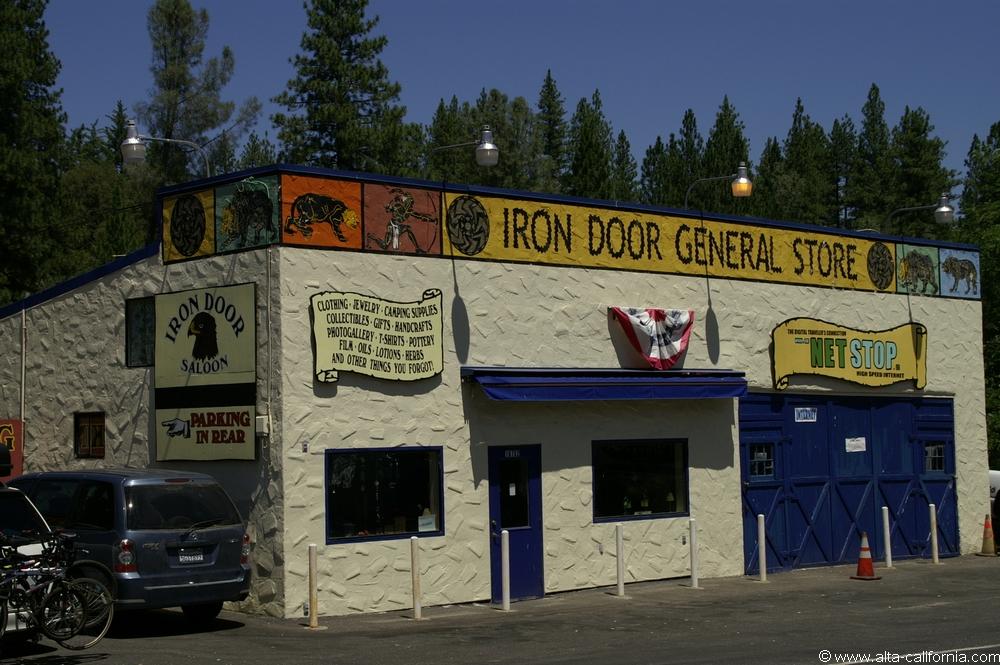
[{"left": 9, "top": 469, "right": 251, "bottom": 622}]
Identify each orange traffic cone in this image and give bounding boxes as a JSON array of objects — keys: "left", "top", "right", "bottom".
[
  {"left": 976, "top": 513, "right": 996, "bottom": 557},
  {"left": 851, "top": 531, "right": 882, "bottom": 581}
]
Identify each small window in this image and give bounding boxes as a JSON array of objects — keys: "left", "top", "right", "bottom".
[
  {"left": 923, "top": 442, "right": 945, "bottom": 473},
  {"left": 74, "top": 412, "right": 105, "bottom": 459},
  {"left": 750, "top": 443, "right": 775, "bottom": 479},
  {"left": 125, "top": 296, "right": 155, "bottom": 367},
  {"left": 325, "top": 447, "right": 443, "bottom": 542},
  {"left": 592, "top": 439, "right": 688, "bottom": 520}
]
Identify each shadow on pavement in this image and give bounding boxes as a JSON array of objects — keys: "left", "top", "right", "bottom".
[{"left": 107, "top": 609, "right": 245, "bottom": 640}]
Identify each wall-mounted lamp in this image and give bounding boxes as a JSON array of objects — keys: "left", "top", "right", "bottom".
[
  {"left": 683, "top": 162, "right": 753, "bottom": 209},
  {"left": 431, "top": 125, "right": 499, "bottom": 167},
  {"left": 120, "top": 119, "right": 212, "bottom": 178}
]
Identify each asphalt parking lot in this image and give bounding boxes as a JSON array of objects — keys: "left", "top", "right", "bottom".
[{"left": 4, "top": 554, "right": 1000, "bottom": 665}]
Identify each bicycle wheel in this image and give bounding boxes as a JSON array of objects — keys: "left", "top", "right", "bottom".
[
  {"left": 38, "top": 582, "right": 85, "bottom": 642},
  {"left": 56, "top": 578, "right": 113, "bottom": 650}
]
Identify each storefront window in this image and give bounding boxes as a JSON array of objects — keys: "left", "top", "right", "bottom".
[
  {"left": 749, "top": 443, "right": 775, "bottom": 479},
  {"left": 923, "top": 442, "right": 945, "bottom": 473},
  {"left": 325, "top": 447, "right": 443, "bottom": 541},
  {"left": 592, "top": 439, "right": 688, "bottom": 521},
  {"left": 74, "top": 412, "right": 105, "bottom": 459},
  {"left": 125, "top": 297, "right": 155, "bottom": 367}
]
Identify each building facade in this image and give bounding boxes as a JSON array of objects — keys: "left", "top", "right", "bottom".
[{"left": 0, "top": 166, "right": 987, "bottom": 618}]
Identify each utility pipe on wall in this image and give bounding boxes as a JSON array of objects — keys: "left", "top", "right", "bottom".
[{"left": 308, "top": 543, "right": 319, "bottom": 629}]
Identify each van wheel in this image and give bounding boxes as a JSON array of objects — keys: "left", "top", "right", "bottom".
[{"left": 181, "top": 602, "right": 223, "bottom": 623}]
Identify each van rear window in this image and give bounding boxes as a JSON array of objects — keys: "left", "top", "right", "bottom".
[{"left": 126, "top": 484, "right": 241, "bottom": 530}]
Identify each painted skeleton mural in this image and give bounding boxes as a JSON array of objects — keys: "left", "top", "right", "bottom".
[{"left": 366, "top": 188, "right": 437, "bottom": 253}]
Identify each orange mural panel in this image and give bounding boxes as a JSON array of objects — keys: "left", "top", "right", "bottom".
[
  {"left": 163, "top": 190, "right": 215, "bottom": 262},
  {"left": 281, "top": 175, "right": 363, "bottom": 249},
  {"left": 363, "top": 184, "right": 441, "bottom": 255}
]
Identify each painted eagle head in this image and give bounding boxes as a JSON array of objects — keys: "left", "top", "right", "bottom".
[{"left": 188, "top": 311, "right": 219, "bottom": 360}]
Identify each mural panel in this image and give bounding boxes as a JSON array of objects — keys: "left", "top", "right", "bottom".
[
  {"left": 281, "top": 175, "right": 362, "bottom": 249},
  {"left": 163, "top": 190, "right": 214, "bottom": 262},
  {"left": 215, "top": 175, "right": 280, "bottom": 253},
  {"left": 895, "top": 244, "right": 940, "bottom": 295},
  {"left": 363, "top": 184, "right": 441, "bottom": 254},
  {"left": 938, "top": 248, "right": 980, "bottom": 299}
]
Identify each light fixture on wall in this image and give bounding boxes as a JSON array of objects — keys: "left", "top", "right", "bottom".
[
  {"left": 431, "top": 125, "right": 499, "bottom": 167},
  {"left": 120, "top": 119, "right": 212, "bottom": 178},
  {"left": 683, "top": 162, "right": 753, "bottom": 209},
  {"left": 886, "top": 193, "right": 955, "bottom": 227}
]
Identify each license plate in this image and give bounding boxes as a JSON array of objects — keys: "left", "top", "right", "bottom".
[{"left": 178, "top": 548, "right": 204, "bottom": 564}]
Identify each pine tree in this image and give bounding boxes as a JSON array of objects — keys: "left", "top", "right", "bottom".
[
  {"left": 886, "top": 106, "right": 957, "bottom": 238},
  {"left": 751, "top": 137, "right": 784, "bottom": 220},
  {"left": 536, "top": 70, "right": 567, "bottom": 193},
  {"left": 136, "top": 0, "right": 260, "bottom": 183},
  {"left": 828, "top": 115, "right": 857, "bottom": 226},
  {"left": 640, "top": 136, "right": 669, "bottom": 206},
  {"left": 273, "top": 0, "right": 414, "bottom": 175},
  {"left": 779, "top": 98, "right": 835, "bottom": 225},
  {"left": 0, "top": 0, "right": 66, "bottom": 303},
  {"left": 675, "top": 109, "right": 704, "bottom": 201},
  {"left": 237, "top": 132, "right": 278, "bottom": 170},
  {"left": 846, "top": 83, "right": 893, "bottom": 230},
  {"left": 564, "top": 90, "right": 613, "bottom": 199},
  {"left": 699, "top": 96, "right": 751, "bottom": 214},
  {"left": 610, "top": 130, "right": 638, "bottom": 202}
]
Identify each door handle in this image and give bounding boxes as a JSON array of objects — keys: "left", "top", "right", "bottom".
[{"left": 490, "top": 520, "right": 499, "bottom": 540}]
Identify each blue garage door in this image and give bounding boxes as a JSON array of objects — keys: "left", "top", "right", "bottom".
[{"left": 740, "top": 394, "right": 957, "bottom": 574}]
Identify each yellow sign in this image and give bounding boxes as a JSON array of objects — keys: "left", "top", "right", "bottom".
[
  {"left": 311, "top": 289, "right": 443, "bottom": 383},
  {"left": 772, "top": 318, "right": 927, "bottom": 389},
  {"left": 154, "top": 283, "right": 257, "bottom": 461},
  {"left": 442, "top": 194, "right": 896, "bottom": 292}
]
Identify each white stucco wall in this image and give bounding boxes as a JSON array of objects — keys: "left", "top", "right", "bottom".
[
  {"left": 276, "top": 246, "right": 987, "bottom": 617},
  {"left": 0, "top": 249, "right": 288, "bottom": 618},
  {"left": 0, "top": 230, "right": 985, "bottom": 621}
]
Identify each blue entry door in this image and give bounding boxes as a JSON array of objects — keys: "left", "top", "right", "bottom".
[{"left": 488, "top": 445, "right": 543, "bottom": 603}]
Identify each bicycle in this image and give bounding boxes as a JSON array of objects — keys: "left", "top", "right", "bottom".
[{"left": 0, "top": 531, "right": 114, "bottom": 650}]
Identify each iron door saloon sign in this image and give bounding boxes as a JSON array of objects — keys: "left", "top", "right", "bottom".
[
  {"left": 154, "top": 283, "right": 257, "bottom": 461},
  {"left": 310, "top": 289, "right": 443, "bottom": 383},
  {"left": 772, "top": 317, "right": 926, "bottom": 389}
]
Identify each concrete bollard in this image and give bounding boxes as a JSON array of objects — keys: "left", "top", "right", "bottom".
[
  {"left": 930, "top": 503, "right": 940, "bottom": 564},
  {"left": 882, "top": 506, "right": 893, "bottom": 568},
  {"left": 501, "top": 530, "right": 511, "bottom": 611},
  {"left": 689, "top": 517, "right": 699, "bottom": 589},
  {"left": 757, "top": 514, "right": 767, "bottom": 583},
  {"left": 411, "top": 536, "right": 422, "bottom": 620},
  {"left": 616, "top": 523, "right": 625, "bottom": 597},
  {"left": 308, "top": 543, "right": 319, "bottom": 629}
]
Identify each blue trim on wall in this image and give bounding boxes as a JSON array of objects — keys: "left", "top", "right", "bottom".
[{"left": 0, "top": 242, "right": 160, "bottom": 320}]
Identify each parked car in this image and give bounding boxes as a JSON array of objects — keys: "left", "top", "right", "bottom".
[{"left": 8, "top": 468, "right": 251, "bottom": 622}]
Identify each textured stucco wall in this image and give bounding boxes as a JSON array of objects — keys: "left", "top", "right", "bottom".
[
  {"left": 0, "top": 250, "right": 287, "bottom": 618},
  {"left": 277, "top": 246, "right": 986, "bottom": 618}
]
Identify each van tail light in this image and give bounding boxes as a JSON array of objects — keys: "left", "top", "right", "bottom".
[
  {"left": 240, "top": 533, "right": 251, "bottom": 565},
  {"left": 115, "top": 539, "right": 137, "bottom": 573}
]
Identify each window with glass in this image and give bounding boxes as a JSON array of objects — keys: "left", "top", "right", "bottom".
[
  {"left": 923, "top": 442, "right": 945, "bottom": 473},
  {"left": 592, "top": 439, "right": 688, "bottom": 520},
  {"left": 74, "top": 412, "right": 105, "bottom": 459},
  {"left": 125, "top": 296, "right": 155, "bottom": 367},
  {"left": 749, "top": 443, "right": 775, "bottom": 479},
  {"left": 325, "top": 447, "right": 443, "bottom": 541}
]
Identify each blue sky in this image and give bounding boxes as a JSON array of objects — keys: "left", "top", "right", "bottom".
[{"left": 45, "top": 0, "right": 1000, "bottom": 184}]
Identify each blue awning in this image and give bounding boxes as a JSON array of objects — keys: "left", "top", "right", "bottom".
[{"left": 461, "top": 367, "right": 747, "bottom": 402}]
